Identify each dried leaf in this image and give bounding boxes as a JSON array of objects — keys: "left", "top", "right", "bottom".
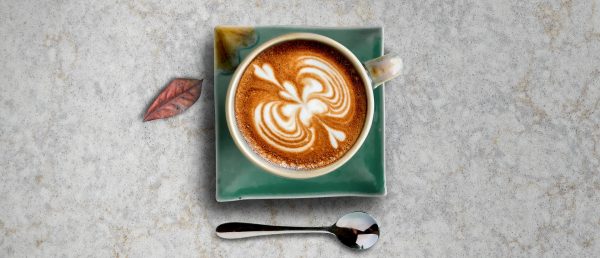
[{"left": 143, "top": 78, "right": 202, "bottom": 122}]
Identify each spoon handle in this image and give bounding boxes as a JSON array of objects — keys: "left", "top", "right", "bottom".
[{"left": 216, "top": 222, "right": 330, "bottom": 239}]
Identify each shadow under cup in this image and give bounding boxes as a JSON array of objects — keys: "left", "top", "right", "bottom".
[{"left": 225, "top": 33, "right": 375, "bottom": 179}]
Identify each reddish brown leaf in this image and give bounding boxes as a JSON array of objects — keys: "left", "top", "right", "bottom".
[{"left": 143, "top": 78, "right": 202, "bottom": 122}]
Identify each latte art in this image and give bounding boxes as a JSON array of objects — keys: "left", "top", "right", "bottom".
[
  {"left": 252, "top": 56, "right": 350, "bottom": 152},
  {"left": 235, "top": 40, "right": 367, "bottom": 169}
]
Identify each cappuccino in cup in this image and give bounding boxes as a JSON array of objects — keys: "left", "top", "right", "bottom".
[{"left": 234, "top": 40, "right": 368, "bottom": 170}]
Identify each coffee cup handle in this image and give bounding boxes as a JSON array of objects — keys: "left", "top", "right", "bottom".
[{"left": 364, "top": 53, "right": 403, "bottom": 88}]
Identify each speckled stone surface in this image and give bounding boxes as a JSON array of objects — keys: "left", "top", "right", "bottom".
[{"left": 1, "top": 0, "right": 599, "bottom": 257}]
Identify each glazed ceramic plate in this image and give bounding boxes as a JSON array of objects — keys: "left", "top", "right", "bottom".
[{"left": 214, "top": 26, "right": 386, "bottom": 201}]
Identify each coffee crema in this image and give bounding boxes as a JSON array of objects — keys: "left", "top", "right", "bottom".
[{"left": 234, "top": 40, "right": 367, "bottom": 169}]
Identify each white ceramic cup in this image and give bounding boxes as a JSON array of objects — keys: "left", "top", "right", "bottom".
[{"left": 226, "top": 33, "right": 402, "bottom": 179}]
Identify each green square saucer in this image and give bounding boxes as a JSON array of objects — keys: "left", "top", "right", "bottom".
[{"left": 214, "top": 26, "right": 385, "bottom": 202}]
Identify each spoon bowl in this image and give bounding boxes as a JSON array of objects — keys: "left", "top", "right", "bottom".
[
  {"left": 330, "top": 212, "right": 380, "bottom": 250},
  {"left": 216, "top": 211, "right": 380, "bottom": 250}
]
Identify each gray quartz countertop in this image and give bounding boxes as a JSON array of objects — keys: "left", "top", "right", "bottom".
[{"left": 1, "top": 1, "right": 599, "bottom": 257}]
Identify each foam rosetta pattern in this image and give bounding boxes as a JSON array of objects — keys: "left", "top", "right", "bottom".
[{"left": 251, "top": 56, "right": 352, "bottom": 153}]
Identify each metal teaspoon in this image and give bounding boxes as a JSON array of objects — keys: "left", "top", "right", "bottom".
[{"left": 216, "top": 211, "right": 380, "bottom": 250}]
